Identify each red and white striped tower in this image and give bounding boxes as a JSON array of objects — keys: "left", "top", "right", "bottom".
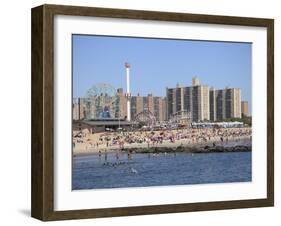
[{"left": 125, "top": 62, "right": 131, "bottom": 121}]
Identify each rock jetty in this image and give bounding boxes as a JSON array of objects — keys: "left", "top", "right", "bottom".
[{"left": 122, "top": 144, "right": 251, "bottom": 154}]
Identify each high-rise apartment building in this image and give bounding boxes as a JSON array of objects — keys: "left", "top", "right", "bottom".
[
  {"left": 73, "top": 97, "right": 87, "bottom": 120},
  {"left": 167, "top": 78, "right": 210, "bottom": 122},
  {"left": 241, "top": 101, "right": 249, "bottom": 117},
  {"left": 131, "top": 94, "right": 167, "bottom": 122},
  {"left": 167, "top": 79, "right": 243, "bottom": 122},
  {"left": 215, "top": 89, "right": 225, "bottom": 121},
  {"left": 200, "top": 85, "right": 210, "bottom": 121},
  {"left": 209, "top": 88, "right": 217, "bottom": 121},
  {"left": 228, "top": 88, "right": 241, "bottom": 118},
  {"left": 153, "top": 96, "right": 167, "bottom": 122},
  {"left": 167, "top": 86, "right": 184, "bottom": 119},
  {"left": 215, "top": 88, "right": 241, "bottom": 120},
  {"left": 73, "top": 98, "right": 80, "bottom": 120},
  {"left": 116, "top": 88, "right": 127, "bottom": 119}
]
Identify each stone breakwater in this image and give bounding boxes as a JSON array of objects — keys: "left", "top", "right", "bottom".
[{"left": 121, "top": 144, "right": 251, "bottom": 154}]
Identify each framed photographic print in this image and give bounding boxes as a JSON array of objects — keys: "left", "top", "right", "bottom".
[{"left": 31, "top": 4, "right": 274, "bottom": 221}]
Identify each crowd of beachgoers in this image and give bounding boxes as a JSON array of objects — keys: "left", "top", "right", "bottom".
[{"left": 73, "top": 127, "right": 252, "bottom": 154}]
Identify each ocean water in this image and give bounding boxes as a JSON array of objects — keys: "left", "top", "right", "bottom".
[{"left": 72, "top": 151, "right": 252, "bottom": 190}]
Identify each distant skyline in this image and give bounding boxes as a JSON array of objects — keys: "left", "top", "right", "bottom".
[{"left": 73, "top": 34, "right": 252, "bottom": 112}]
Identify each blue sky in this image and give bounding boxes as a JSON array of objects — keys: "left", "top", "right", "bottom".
[{"left": 72, "top": 35, "right": 252, "bottom": 111}]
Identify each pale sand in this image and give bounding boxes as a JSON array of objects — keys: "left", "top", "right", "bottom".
[{"left": 73, "top": 127, "right": 252, "bottom": 155}]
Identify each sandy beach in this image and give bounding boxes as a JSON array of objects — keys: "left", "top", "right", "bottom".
[{"left": 73, "top": 127, "right": 252, "bottom": 155}]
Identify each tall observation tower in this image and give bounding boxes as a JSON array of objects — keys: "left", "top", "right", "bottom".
[{"left": 125, "top": 62, "right": 131, "bottom": 121}]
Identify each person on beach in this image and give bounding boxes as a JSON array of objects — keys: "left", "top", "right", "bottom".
[{"left": 73, "top": 126, "right": 252, "bottom": 153}]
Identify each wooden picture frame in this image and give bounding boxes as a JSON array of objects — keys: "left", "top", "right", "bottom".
[{"left": 31, "top": 4, "right": 274, "bottom": 221}]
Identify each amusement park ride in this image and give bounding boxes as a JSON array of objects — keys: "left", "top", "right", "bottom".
[
  {"left": 85, "top": 83, "right": 117, "bottom": 119},
  {"left": 124, "top": 62, "right": 131, "bottom": 121},
  {"left": 82, "top": 62, "right": 192, "bottom": 129},
  {"left": 84, "top": 62, "right": 132, "bottom": 122}
]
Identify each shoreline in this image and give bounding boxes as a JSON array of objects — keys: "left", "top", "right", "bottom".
[{"left": 73, "top": 136, "right": 251, "bottom": 156}]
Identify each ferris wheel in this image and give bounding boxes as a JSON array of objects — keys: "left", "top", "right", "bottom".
[{"left": 85, "top": 83, "right": 117, "bottom": 119}]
